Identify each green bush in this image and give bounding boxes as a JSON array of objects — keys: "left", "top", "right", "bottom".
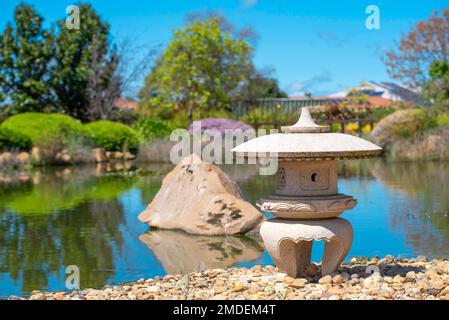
[
  {"left": 133, "top": 117, "right": 173, "bottom": 141},
  {"left": 0, "top": 113, "right": 83, "bottom": 147},
  {"left": 83, "top": 121, "right": 139, "bottom": 151},
  {"left": 0, "top": 127, "right": 32, "bottom": 150}
]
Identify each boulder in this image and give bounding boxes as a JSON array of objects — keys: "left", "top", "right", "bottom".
[
  {"left": 114, "top": 151, "right": 124, "bottom": 160},
  {"left": 16, "top": 152, "right": 30, "bottom": 163},
  {"left": 0, "top": 152, "right": 13, "bottom": 163},
  {"left": 93, "top": 148, "right": 108, "bottom": 163},
  {"left": 124, "top": 151, "right": 135, "bottom": 160},
  {"left": 55, "top": 149, "right": 71, "bottom": 163},
  {"left": 31, "top": 147, "right": 41, "bottom": 163},
  {"left": 138, "top": 154, "right": 264, "bottom": 235}
]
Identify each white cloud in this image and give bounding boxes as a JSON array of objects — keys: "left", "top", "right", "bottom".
[
  {"left": 288, "top": 70, "right": 332, "bottom": 97},
  {"left": 242, "top": 0, "right": 258, "bottom": 9}
]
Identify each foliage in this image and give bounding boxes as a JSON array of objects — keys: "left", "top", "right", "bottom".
[
  {"left": 0, "top": 3, "right": 121, "bottom": 121},
  {"left": 371, "top": 108, "right": 444, "bottom": 148},
  {"left": 242, "top": 107, "right": 296, "bottom": 127},
  {"left": 188, "top": 118, "right": 252, "bottom": 135},
  {"left": 133, "top": 117, "right": 173, "bottom": 141},
  {"left": 0, "top": 127, "right": 32, "bottom": 151},
  {"left": 139, "top": 16, "right": 253, "bottom": 123},
  {"left": 0, "top": 113, "right": 83, "bottom": 147},
  {"left": 108, "top": 108, "right": 139, "bottom": 125},
  {"left": 0, "top": 3, "right": 54, "bottom": 112},
  {"left": 82, "top": 121, "right": 139, "bottom": 151},
  {"left": 51, "top": 3, "right": 118, "bottom": 121},
  {"left": 424, "top": 60, "right": 449, "bottom": 111},
  {"left": 384, "top": 9, "right": 449, "bottom": 88},
  {"left": 236, "top": 67, "right": 288, "bottom": 102}
]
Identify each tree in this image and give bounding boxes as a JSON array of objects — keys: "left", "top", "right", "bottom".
[
  {"left": 0, "top": 3, "right": 53, "bottom": 113},
  {"left": 139, "top": 16, "right": 254, "bottom": 124},
  {"left": 237, "top": 67, "right": 287, "bottom": 101},
  {"left": 424, "top": 60, "right": 449, "bottom": 110},
  {"left": 384, "top": 9, "right": 449, "bottom": 89},
  {"left": 51, "top": 3, "right": 118, "bottom": 121}
]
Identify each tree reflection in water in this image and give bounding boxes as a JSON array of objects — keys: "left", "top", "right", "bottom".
[{"left": 0, "top": 166, "right": 136, "bottom": 294}]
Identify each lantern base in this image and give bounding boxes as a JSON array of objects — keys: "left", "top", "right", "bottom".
[
  {"left": 258, "top": 193, "right": 356, "bottom": 219},
  {"left": 260, "top": 217, "right": 353, "bottom": 277}
]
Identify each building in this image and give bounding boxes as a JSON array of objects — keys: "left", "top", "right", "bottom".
[{"left": 328, "top": 81, "right": 421, "bottom": 103}]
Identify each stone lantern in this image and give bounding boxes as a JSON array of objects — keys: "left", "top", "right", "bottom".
[{"left": 232, "top": 107, "right": 382, "bottom": 277}]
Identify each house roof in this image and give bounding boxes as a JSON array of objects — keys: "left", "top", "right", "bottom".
[{"left": 114, "top": 99, "right": 137, "bottom": 109}]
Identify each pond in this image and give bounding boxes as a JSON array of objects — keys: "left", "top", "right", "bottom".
[{"left": 1, "top": 159, "right": 449, "bottom": 297}]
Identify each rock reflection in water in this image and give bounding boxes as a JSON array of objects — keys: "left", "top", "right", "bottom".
[{"left": 139, "top": 230, "right": 264, "bottom": 274}]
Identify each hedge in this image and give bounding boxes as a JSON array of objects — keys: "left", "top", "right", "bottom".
[
  {"left": 0, "top": 113, "right": 83, "bottom": 148},
  {"left": 82, "top": 121, "right": 139, "bottom": 151},
  {"left": 133, "top": 116, "right": 173, "bottom": 141}
]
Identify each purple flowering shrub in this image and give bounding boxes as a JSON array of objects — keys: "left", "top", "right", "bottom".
[{"left": 188, "top": 118, "right": 253, "bottom": 135}]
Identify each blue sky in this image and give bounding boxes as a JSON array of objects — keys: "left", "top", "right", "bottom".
[{"left": 1, "top": 0, "right": 447, "bottom": 97}]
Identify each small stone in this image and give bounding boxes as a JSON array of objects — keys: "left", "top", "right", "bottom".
[
  {"left": 275, "top": 273, "right": 286, "bottom": 282},
  {"left": 53, "top": 292, "right": 64, "bottom": 300},
  {"left": 439, "top": 286, "right": 449, "bottom": 297},
  {"left": 340, "top": 272, "right": 350, "bottom": 282},
  {"left": 146, "top": 286, "right": 159, "bottom": 293},
  {"left": 232, "top": 282, "right": 245, "bottom": 292},
  {"left": 405, "top": 271, "right": 417, "bottom": 282},
  {"left": 318, "top": 275, "right": 332, "bottom": 284},
  {"left": 285, "top": 278, "right": 307, "bottom": 289},
  {"left": 332, "top": 275, "right": 344, "bottom": 284}
]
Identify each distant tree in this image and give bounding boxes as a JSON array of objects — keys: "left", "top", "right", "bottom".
[
  {"left": 139, "top": 16, "right": 254, "bottom": 124},
  {"left": 0, "top": 3, "right": 53, "bottom": 113},
  {"left": 384, "top": 9, "right": 449, "bottom": 89},
  {"left": 238, "top": 67, "right": 288, "bottom": 101},
  {"left": 51, "top": 3, "right": 117, "bottom": 121}
]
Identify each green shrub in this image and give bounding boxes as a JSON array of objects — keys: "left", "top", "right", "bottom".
[
  {"left": 0, "top": 127, "right": 32, "bottom": 150},
  {"left": 436, "top": 113, "right": 449, "bottom": 126},
  {"left": 133, "top": 117, "right": 173, "bottom": 141},
  {"left": 82, "top": 121, "right": 139, "bottom": 151},
  {"left": 0, "top": 113, "right": 83, "bottom": 147}
]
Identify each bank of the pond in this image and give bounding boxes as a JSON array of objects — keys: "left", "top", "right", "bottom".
[
  {"left": 16, "top": 256, "right": 449, "bottom": 300},
  {"left": 372, "top": 109, "right": 449, "bottom": 161}
]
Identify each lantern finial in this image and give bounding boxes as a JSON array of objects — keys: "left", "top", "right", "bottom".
[{"left": 281, "top": 107, "right": 330, "bottom": 133}]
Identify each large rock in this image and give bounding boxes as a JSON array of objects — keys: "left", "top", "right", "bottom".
[{"left": 138, "top": 154, "right": 264, "bottom": 235}]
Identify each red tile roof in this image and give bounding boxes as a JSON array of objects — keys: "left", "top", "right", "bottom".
[{"left": 114, "top": 99, "right": 137, "bottom": 109}]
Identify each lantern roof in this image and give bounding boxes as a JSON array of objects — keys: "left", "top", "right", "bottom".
[{"left": 231, "top": 107, "right": 382, "bottom": 160}]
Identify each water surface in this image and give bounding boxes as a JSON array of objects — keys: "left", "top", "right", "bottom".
[{"left": 1, "top": 160, "right": 449, "bottom": 297}]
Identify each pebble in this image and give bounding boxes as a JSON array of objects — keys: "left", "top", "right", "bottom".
[
  {"left": 21, "top": 257, "right": 449, "bottom": 300},
  {"left": 332, "top": 275, "right": 344, "bottom": 284},
  {"left": 318, "top": 275, "right": 332, "bottom": 284}
]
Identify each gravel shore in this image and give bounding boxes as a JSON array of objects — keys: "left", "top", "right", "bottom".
[{"left": 16, "top": 256, "right": 449, "bottom": 300}]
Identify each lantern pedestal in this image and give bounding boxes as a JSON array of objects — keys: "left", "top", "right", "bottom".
[{"left": 260, "top": 217, "right": 353, "bottom": 277}]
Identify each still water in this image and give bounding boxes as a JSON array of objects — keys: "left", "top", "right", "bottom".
[{"left": 1, "top": 160, "right": 449, "bottom": 297}]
